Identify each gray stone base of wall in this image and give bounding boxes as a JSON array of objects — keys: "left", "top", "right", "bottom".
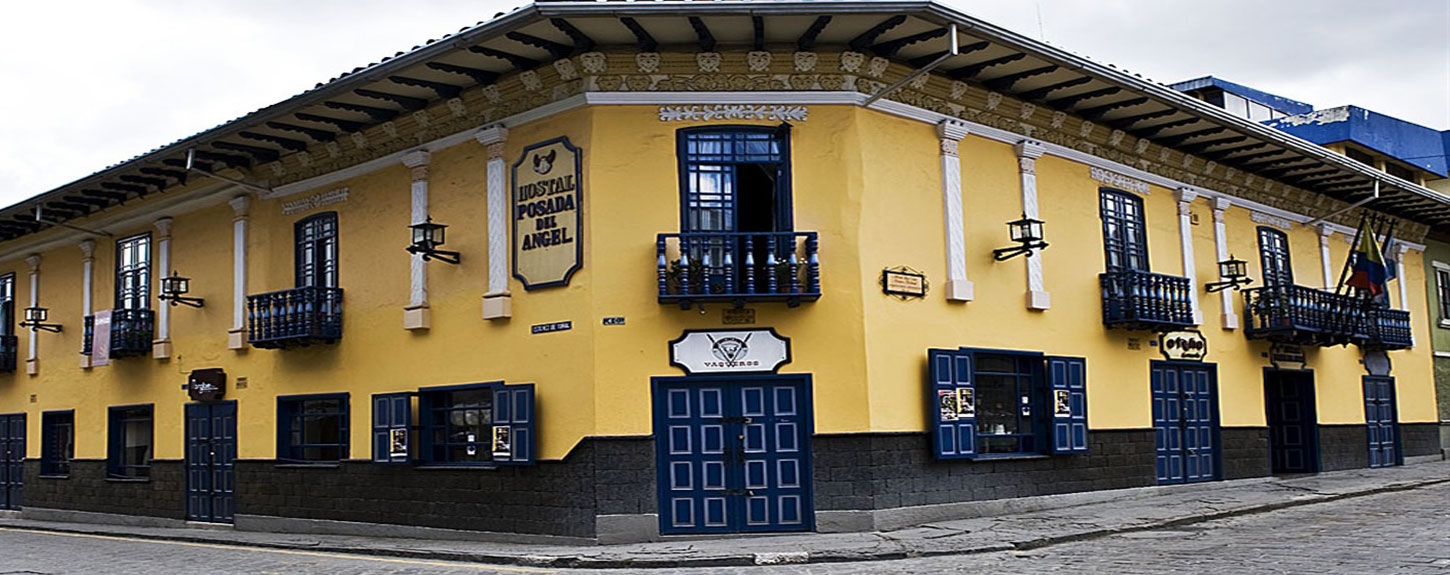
[
  {"left": 21, "top": 507, "right": 190, "bottom": 529},
  {"left": 234, "top": 514, "right": 594, "bottom": 546}
]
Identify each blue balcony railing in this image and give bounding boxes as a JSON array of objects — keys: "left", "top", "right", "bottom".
[
  {"left": 1244, "top": 285, "right": 1411, "bottom": 349},
  {"left": 80, "top": 309, "right": 155, "bottom": 359},
  {"left": 1364, "top": 307, "right": 1413, "bottom": 350},
  {"left": 657, "top": 231, "right": 820, "bottom": 308},
  {"left": 1100, "top": 270, "right": 1196, "bottom": 331},
  {"left": 247, "top": 286, "right": 344, "bottom": 349}
]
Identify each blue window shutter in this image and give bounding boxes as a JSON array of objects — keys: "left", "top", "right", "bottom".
[
  {"left": 373, "top": 393, "right": 411, "bottom": 463},
  {"left": 1047, "top": 356, "right": 1089, "bottom": 454},
  {"left": 492, "top": 384, "right": 535, "bottom": 465},
  {"left": 928, "top": 349, "right": 975, "bottom": 459},
  {"left": 106, "top": 409, "right": 119, "bottom": 477}
]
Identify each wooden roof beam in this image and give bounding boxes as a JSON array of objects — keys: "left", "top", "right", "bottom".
[
  {"left": 468, "top": 45, "right": 540, "bottom": 71},
  {"left": 948, "top": 53, "right": 1026, "bottom": 81},
  {"left": 425, "top": 62, "right": 499, "bottom": 86},
  {"left": 1044, "top": 86, "right": 1120, "bottom": 110},
  {"left": 239, "top": 131, "right": 309, "bottom": 152},
  {"left": 506, "top": 30, "right": 574, "bottom": 59},
  {"left": 870, "top": 27, "right": 948, "bottom": 58},
  {"left": 849, "top": 14, "right": 907, "bottom": 52},
  {"left": 1179, "top": 135, "right": 1248, "bottom": 155},
  {"left": 984, "top": 65, "right": 1058, "bottom": 91},
  {"left": 550, "top": 18, "right": 595, "bottom": 52},
  {"left": 910, "top": 41, "right": 987, "bottom": 68},
  {"left": 1077, "top": 96, "right": 1149, "bottom": 120},
  {"left": 322, "top": 101, "right": 399, "bottom": 123},
  {"left": 1157, "top": 126, "right": 1227, "bottom": 147},
  {"left": 354, "top": 89, "right": 428, "bottom": 111},
  {"left": 619, "top": 17, "right": 658, "bottom": 52},
  {"left": 267, "top": 121, "right": 337, "bottom": 142},
  {"left": 388, "top": 76, "right": 463, "bottom": 100},
  {"left": 1198, "top": 142, "right": 1269, "bottom": 161},
  {"left": 212, "top": 141, "right": 280, "bottom": 163},
  {"left": 688, "top": 17, "right": 716, "bottom": 52},
  {"left": 1106, "top": 108, "right": 1177, "bottom": 130}
]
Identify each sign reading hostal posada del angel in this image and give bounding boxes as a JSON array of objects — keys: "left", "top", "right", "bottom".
[{"left": 513, "top": 136, "right": 582, "bottom": 289}]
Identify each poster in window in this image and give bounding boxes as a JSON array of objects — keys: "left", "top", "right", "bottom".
[
  {"left": 1054, "top": 390, "right": 1072, "bottom": 417},
  {"left": 491, "top": 425, "right": 512, "bottom": 459},
  {"left": 513, "top": 137, "right": 583, "bottom": 290},
  {"left": 955, "top": 387, "right": 975, "bottom": 418},
  {"left": 938, "top": 391, "right": 958, "bottom": 421},
  {"left": 388, "top": 428, "right": 408, "bottom": 459}
]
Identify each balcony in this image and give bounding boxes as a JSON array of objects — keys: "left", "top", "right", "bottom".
[
  {"left": 657, "top": 232, "right": 820, "bottom": 308},
  {"left": 80, "top": 309, "right": 155, "bottom": 359},
  {"left": 0, "top": 335, "right": 16, "bottom": 373},
  {"left": 1243, "top": 285, "right": 1412, "bottom": 349},
  {"left": 247, "top": 286, "right": 344, "bottom": 349},
  {"left": 1100, "top": 270, "right": 1196, "bottom": 332}
]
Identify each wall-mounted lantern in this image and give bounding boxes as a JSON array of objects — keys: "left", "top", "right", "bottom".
[
  {"left": 1205, "top": 256, "right": 1253, "bottom": 293},
  {"left": 992, "top": 214, "right": 1049, "bottom": 261},
  {"left": 158, "top": 271, "right": 205, "bottom": 308},
  {"left": 19, "top": 306, "right": 62, "bottom": 333},
  {"left": 407, "top": 217, "right": 460, "bottom": 264}
]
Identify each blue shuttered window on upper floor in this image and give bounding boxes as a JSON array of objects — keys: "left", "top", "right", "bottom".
[
  {"left": 372, "top": 393, "right": 412, "bottom": 464},
  {"left": 929, "top": 349, "right": 1089, "bottom": 460},
  {"left": 417, "top": 382, "right": 535, "bottom": 466}
]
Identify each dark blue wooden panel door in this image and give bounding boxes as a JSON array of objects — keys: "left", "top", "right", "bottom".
[
  {"left": 186, "top": 402, "right": 237, "bottom": 523},
  {"left": 1363, "top": 376, "right": 1400, "bottom": 468},
  {"left": 1152, "top": 363, "right": 1219, "bottom": 485},
  {"left": 0, "top": 414, "right": 24, "bottom": 510},
  {"left": 1266, "top": 373, "right": 1318, "bottom": 473},
  {"left": 655, "top": 377, "right": 812, "bottom": 535}
]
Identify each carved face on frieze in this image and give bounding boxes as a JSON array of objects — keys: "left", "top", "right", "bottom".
[
  {"left": 839, "top": 51, "right": 864, "bottom": 73},
  {"left": 793, "top": 51, "right": 817, "bottom": 72},
  {"left": 579, "top": 51, "right": 607, "bottom": 74},
  {"left": 696, "top": 52, "right": 721, "bottom": 73},
  {"left": 747, "top": 51, "right": 772, "bottom": 72},
  {"left": 636, "top": 52, "right": 660, "bottom": 74}
]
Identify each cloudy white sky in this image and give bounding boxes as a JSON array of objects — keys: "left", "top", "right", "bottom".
[{"left": 0, "top": 0, "right": 1445, "bottom": 206}]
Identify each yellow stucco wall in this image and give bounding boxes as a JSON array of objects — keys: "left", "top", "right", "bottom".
[{"left": 0, "top": 103, "right": 1437, "bottom": 464}]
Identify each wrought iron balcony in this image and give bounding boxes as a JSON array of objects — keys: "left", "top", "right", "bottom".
[
  {"left": 0, "top": 335, "right": 16, "bottom": 373},
  {"left": 80, "top": 309, "right": 156, "bottom": 359},
  {"left": 657, "top": 232, "right": 820, "bottom": 308},
  {"left": 247, "top": 286, "right": 344, "bottom": 349},
  {"left": 1243, "top": 285, "right": 1412, "bottom": 349},
  {"left": 1100, "top": 270, "right": 1196, "bottom": 331}
]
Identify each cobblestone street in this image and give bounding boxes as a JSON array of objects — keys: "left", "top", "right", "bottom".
[{"left": 2, "top": 481, "right": 1448, "bottom": 574}]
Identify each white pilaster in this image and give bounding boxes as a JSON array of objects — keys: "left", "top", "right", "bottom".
[
  {"left": 1211, "top": 198, "right": 1238, "bottom": 329},
  {"left": 1176, "top": 188, "right": 1202, "bottom": 325},
  {"left": 25, "top": 254, "right": 39, "bottom": 375},
  {"left": 1316, "top": 224, "right": 1336, "bottom": 290},
  {"left": 152, "top": 217, "right": 173, "bottom": 359},
  {"left": 477, "top": 125, "right": 512, "bottom": 319},
  {"left": 1396, "top": 244, "right": 1410, "bottom": 310},
  {"left": 937, "top": 120, "right": 973, "bottom": 302},
  {"left": 79, "top": 241, "right": 95, "bottom": 368},
  {"left": 402, "top": 150, "right": 432, "bottom": 330},
  {"left": 1015, "top": 141, "right": 1049, "bottom": 310},
  {"left": 227, "top": 196, "right": 250, "bottom": 350}
]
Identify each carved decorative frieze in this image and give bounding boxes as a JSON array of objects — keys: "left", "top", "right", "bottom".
[
  {"left": 282, "top": 187, "right": 350, "bottom": 215},
  {"left": 658, "top": 105, "right": 808, "bottom": 122}
]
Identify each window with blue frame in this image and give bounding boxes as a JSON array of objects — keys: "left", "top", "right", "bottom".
[
  {"left": 1256, "top": 227, "right": 1293, "bottom": 286},
  {"left": 107, "top": 405, "right": 153, "bottom": 478},
  {"left": 678, "top": 127, "right": 792, "bottom": 235},
  {"left": 41, "top": 411, "right": 74, "bottom": 476},
  {"left": 276, "top": 394, "right": 349, "bottom": 463},
  {"left": 295, "top": 212, "right": 338, "bottom": 289},
  {"left": 115, "top": 233, "right": 151, "bottom": 310},
  {"left": 1099, "top": 188, "right": 1149, "bottom": 272},
  {"left": 418, "top": 382, "right": 534, "bottom": 466},
  {"left": 928, "top": 348, "right": 1087, "bottom": 459}
]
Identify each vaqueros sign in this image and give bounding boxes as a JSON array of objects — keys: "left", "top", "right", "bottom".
[
  {"left": 513, "top": 137, "right": 582, "bottom": 290},
  {"left": 1159, "top": 330, "right": 1208, "bottom": 361},
  {"left": 670, "top": 329, "right": 791, "bottom": 375}
]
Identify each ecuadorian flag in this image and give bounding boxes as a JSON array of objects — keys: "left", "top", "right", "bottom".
[{"left": 1347, "top": 228, "right": 1388, "bottom": 295}]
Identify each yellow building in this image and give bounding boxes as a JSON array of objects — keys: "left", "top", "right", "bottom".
[{"left": 0, "top": 1, "right": 1444, "bottom": 544}]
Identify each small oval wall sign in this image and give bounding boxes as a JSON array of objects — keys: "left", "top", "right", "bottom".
[{"left": 1159, "top": 330, "right": 1207, "bottom": 361}]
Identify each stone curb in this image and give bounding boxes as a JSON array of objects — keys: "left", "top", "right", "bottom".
[{"left": 2, "top": 476, "right": 1447, "bottom": 569}]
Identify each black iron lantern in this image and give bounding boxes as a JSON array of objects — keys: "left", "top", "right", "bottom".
[
  {"left": 1205, "top": 255, "right": 1253, "bottom": 293},
  {"left": 19, "top": 306, "right": 61, "bottom": 333},
  {"left": 993, "top": 214, "right": 1050, "bottom": 261},
  {"left": 158, "top": 271, "right": 205, "bottom": 308},
  {"left": 407, "top": 217, "right": 460, "bottom": 264}
]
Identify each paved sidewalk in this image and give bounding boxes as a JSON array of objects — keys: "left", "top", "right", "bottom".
[{"left": 2, "top": 462, "right": 1446, "bottom": 569}]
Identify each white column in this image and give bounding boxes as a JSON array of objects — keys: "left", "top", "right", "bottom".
[
  {"left": 79, "top": 240, "right": 96, "bottom": 367},
  {"left": 152, "top": 217, "right": 173, "bottom": 359},
  {"left": 937, "top": 120, "right": 972, "bottom": 302},
  {"left": 1318, "top": 224, "right": 1335, "bottom": 290},
  {"left": 1396, "top": 244, "right": 1410, "bottom": 310},
  {"left": 25, "top": 254, "right": 39, "bottom": 375},
  {"left": 1016, "top": 141, "right": 1049, "bottom": 310},
  {"left": 1211, "top": 198, "right": 1238, "bottom": 329},
  {"left": 477, "top": 125, "right": 512, "bottom": 319},
  {"left": 227, "top": 196, "right": 250, "bottom": 350},
  {"left": 402, "top": 150, "right": 432, "bottom": 330},
  {"left": 1176, "top": 188, "right": 1202, "bottom": 325}
]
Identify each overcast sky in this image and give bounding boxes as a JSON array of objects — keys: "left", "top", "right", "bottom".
[{"left": 0, "top": 0, "right": 1445, "bottom": 206}]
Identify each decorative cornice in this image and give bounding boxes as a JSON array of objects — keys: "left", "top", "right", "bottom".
[
  {"left": 1251, "top": 211, "right": 1294, "bottom": 230},
  {"left": 936, "top": 119, "right": 968, "bottom": 142},
  {"left": 658, "top": 104, "right": 808, "bottom": 122},
  {"left": 77, "top": 239, "right": 95, "bottom": 259},
  {"left": 228, "top": 195, "right": 251, "bottom": 219},
  {"left": 153, "top": 217, "right": 174, "bottom": 238},
  {"left": 281, "top": 188, "right": 349, "bottom": 215}
]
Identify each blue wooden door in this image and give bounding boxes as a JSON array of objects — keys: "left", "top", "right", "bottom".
[
  {"left": 1151, "top": 363, "right": 1218, "bottom": 484},
  {"left": 186, "top": 402, "right": 237, "bottom": 523},
  {"left": 1266, "top": 372, "right": 1318, "bottom": 473},
  {"left": 1363, "top": 376, "right": 1400, "bottom": 468},
  {"left": 654, "top": 377, "right": 813, "bottom": 535},
  {"left": 0, "top": 414, "right": 23, "bottom": 510}
]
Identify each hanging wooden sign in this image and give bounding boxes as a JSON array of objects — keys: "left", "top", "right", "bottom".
[
  {"left": 670, "top": 329, "right": 791, "bottom": 375},
  {"left": 187, "top": 368, "right": 227, "bottom": 402},
  {"left": 1159, "top": 330, "right": 1207, "bottom": 361},
  {"left": 513, "top": 137, "right": 583, "bottom": 290}
]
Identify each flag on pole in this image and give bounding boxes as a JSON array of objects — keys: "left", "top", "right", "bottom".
[{"left": 1346, "top": 220, "right": 1388, "bottom": 295}]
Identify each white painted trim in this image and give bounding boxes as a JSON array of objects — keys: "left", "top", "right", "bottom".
[
  {"left": 153, "top": 217, "right": 173, "bottom": 345},
  {"left": 403, "top": 151, "right": 431, "bottom": 313},
  {"left": 1175, "top": 188, "right": 1202, "bottom": 324},
  {"left": 25, "top": 255, "right": 39, "bottom": 366},
  {"left": 1211, "top": 199, "right": 1238, "bottom": 329},
  {"left": 477, "top": 125, "right": 512, "bottom": 311},
  {"left": 1431, "top": 260, "right": 1450, "bottom": 273},
  {"left": 78, "top": 241, "right": 95, "bottom": 318},
  {"left": 936, "top": 120, "right": 971, "bottom": 302},
  {"left": 1396, "top": 244, "right": 1409, "bottom": 312},
  {"left": 1015, "top": 141, "right": 1048, "bottom": 310},
  {"left": 1318, "top": 225, "right": 1336, "bottom": 290},
  {"left": 1435, "top": 351, "right": 1450, "bottom": 359},
  {"left": 229, "top": 196, "right": 250, "bottom": 341}
]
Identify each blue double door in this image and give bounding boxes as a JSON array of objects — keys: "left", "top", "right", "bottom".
[
  {"left": 185, "top": 402, "right": 237, "bottom": 523},
  {"left": 1363, "top": 376, "right": 1400, "bottom": 468},
  {"left": 1151, "top": 362, "right": 1219, "bottom": 484},
  {"left": 653, "top": 376, "right": 813, "bottom": 535},
  {"left": 0, "top": 414, "right": 23, "bottom": 510}
]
